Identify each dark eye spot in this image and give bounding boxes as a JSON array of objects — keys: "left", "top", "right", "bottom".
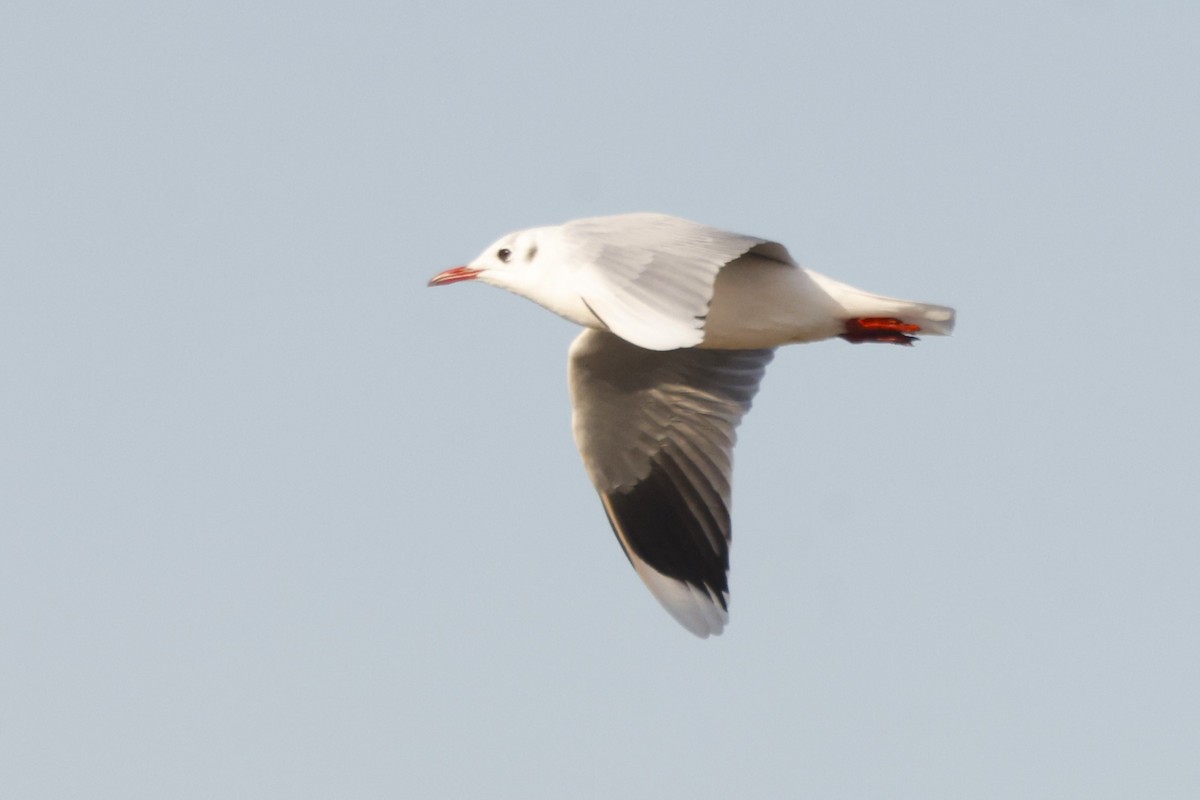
[{"left": 497, "top": 248, "right": 512, "bottom": 263}]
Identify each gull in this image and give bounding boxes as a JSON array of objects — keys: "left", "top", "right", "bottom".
[{"left": 428, "top": 213, "right": 955, "bottom": 638}]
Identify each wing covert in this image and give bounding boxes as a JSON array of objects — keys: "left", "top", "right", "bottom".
[{"left": 560, "top": 213, "right": 792, "bottom": 351}]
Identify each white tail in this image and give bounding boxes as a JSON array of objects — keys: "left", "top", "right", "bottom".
[{"left": 807, "top": 271, "right": 956, "bottom": 336}]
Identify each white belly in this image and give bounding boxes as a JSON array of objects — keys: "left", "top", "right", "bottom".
[{"left": 700, "top": 255, "right": 847, "bottom": 349}]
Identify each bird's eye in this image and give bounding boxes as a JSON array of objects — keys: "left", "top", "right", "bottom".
[{"left": 497, "top": 248, "right": 512, "bottom": 263}]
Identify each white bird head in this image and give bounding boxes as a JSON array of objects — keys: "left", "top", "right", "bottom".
[
  {"left": 428, "top": 226, "right": 552, "bottom": 293},
  {"left": 428, "top": 224, "right": 609, "bottom": 330}
]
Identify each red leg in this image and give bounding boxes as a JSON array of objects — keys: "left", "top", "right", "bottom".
[{"left": 839, "top": 317, "right": 921, "bottom": 346}]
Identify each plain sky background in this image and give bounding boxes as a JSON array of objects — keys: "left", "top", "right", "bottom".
[{"left": 3, "top": 1, "right": 1198, "bottom": 797}]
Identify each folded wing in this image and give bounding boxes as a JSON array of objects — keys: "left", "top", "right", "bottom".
[{"left": 567, "top": 329, "right": 775, "bottom": 636}]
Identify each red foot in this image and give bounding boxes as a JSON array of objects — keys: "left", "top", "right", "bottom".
[{"left": 839, "top": 317, "right": 921, "bottom": 346}]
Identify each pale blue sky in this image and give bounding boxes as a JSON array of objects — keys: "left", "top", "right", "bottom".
[{"left": 3, "top": 2, "right": 1198, "bottom": 797}]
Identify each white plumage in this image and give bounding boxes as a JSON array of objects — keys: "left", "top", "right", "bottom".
[{"left": 429, "top": 213, "right": 955, "bottom": 637}]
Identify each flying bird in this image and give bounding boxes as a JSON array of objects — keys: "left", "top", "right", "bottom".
[{"left": 428, "top": 213, "right": 955, "bottom": 637}]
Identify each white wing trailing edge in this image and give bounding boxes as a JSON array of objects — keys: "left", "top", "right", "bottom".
[{"left": 568, "top": 329, "right": 774, "bottom": 637}]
